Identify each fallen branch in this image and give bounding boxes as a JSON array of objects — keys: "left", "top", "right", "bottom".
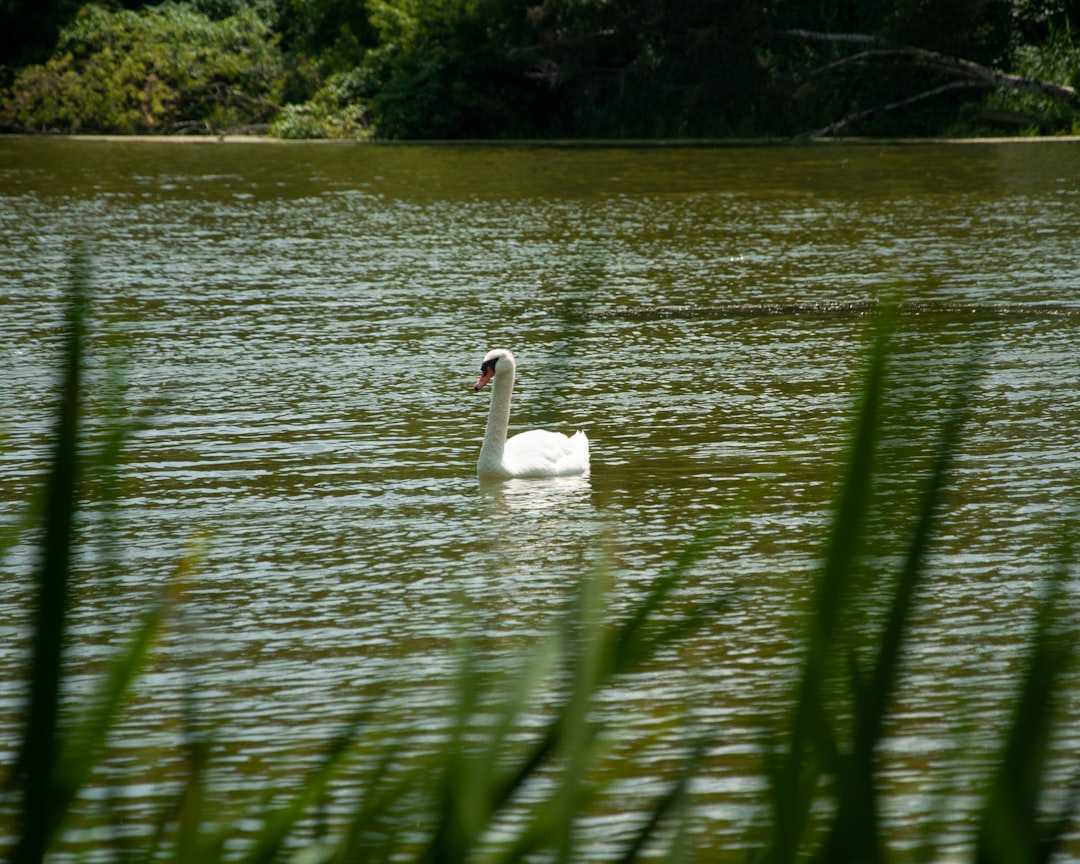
[
  {"left": 799, "top": 80, "right": 984, "bottom": 138},
  {"left": 774, "top": 28, "right": 1077, "bottom": 137},
  {"left": 778, "top": 29, "right": 878, "bottom": 46}
]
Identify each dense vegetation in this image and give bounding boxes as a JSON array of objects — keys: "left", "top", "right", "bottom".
[{"left": 0, "top": 0, "right": 1078, "bottom": 139}]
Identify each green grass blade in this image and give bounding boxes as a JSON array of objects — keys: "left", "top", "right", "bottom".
[
  {"left": 11, "top": 267, "right": 88, "bottom": 864},
  {"left": 52, "top": 577, "right": 184, "bottom": 834},
  {"left": 414, "top": 626, "right": 563, "bottom": 864},
  {"left": 862, "top": 357, "right": 977, "bottom": 736},
  {"left": 168, "top": 728, "right": 219, "bottom": 864},
  {"left": 817, "top": 358, "right": 977, "bottom": 863},
  {"left": 487, "top": 533, "right": 729, "bottom": 835},
  {"left": 974, "top": 526, "right": 1078, "bottom": 864},
  {"left": 242, "top": 713, "right": 367, "bottom": 864},
  {"left": 608, "top": 514, "right": 734, "bottom": 677},
  {"left": 332, "top": 744, "right": 432, "bottom": 863},
  {"left": 763, "top": 320, "right": 891, "bottom": 864},
  {"left": 615, "top": 735, "right": 708, "bottom": 864}
]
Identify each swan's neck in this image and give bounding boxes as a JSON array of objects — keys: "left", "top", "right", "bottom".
[{"left": 479, "top": 367, "right": 514, "bottom": 470}]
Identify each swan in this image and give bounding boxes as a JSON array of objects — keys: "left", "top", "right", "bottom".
[{"left": 473, "top": 349, "right": 590, "bottom": 479}]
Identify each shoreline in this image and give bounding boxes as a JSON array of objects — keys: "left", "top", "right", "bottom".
[{"left": 2, "top": 132, "right": 1080, "bottom": 146}]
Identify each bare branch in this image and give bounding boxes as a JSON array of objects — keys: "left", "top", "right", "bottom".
[
  {"left": 799, "top": 80, "right": 983, "bottom": 139},
  {"left": 774, "top": 29, "right": 878, "bottom": 45},
  {"left": 961, "top": 64, "right": 1077, "bottom": 99},
  {"left": 776, "top": 29, "right": 1077, "bottom": 98},
  {"left": 774, "top": 28, "right": 1077, "bottom": 137},
  {"left": 805, "top": 49, "right": 921, "bottom": 80}
]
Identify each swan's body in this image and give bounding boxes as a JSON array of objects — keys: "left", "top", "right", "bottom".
[{"left": 473, "top": 349, "right": 589, "bottom": 479}]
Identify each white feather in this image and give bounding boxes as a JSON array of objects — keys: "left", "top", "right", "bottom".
[{"left": 473, "top": 349, "right": 590, "bottom": 480}]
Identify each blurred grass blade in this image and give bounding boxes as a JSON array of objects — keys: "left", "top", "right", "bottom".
[
  {"left": 763, "top": 319, "right": 891, "bottom": 864},
  {"left": 489, "top": 530, "right": 730, "bottom": 837},
  {"left": 974, "top": 523, "right": 1078, "bottom": 864},
  {"left": 553, "top": 567, "right": 608, "bottom": 864},
  {"left": 616, "top": 734, "right": 708, "bottom": 864},
  {"left": 608, "top": 515, "right": 733, "bottom": 676},
  {"left": 418, "top": 643, "right": 489, "bottom": 864},
  {"left": 332, "top": 742, "right": 431, "bottom": 863},
  {"left": 416, "top": 628, "right": 561, "bottom": 864},
  {"left": 242, "top": 712, "right": 367, "bottom": 864},
  {"left": 12, "top": 265, "right": 88, "bottom": 864},
  {"left": 816, "top": 355, "right": 977, "bottom": 863},
  {"left": 52, "top": 576, "right": 184, "bottom": 833}
]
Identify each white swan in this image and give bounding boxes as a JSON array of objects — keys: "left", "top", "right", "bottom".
[{"left": 473, "top": 349, "right": 590, "bottom": 479}]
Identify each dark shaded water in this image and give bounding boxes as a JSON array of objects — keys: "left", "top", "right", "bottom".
[{"left": 1, "top": 138, "right": 1079, "bottom": 858}]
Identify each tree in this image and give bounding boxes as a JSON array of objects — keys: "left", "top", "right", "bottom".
[
  {"left": 356, "top": 0, "right": 548, "bottom": 138},
  {"left": 0, "top": 2, "right": 285, "bottom": 134},
  {"left": 1, "top": 0, "right": 1076, "bottom": 137}
]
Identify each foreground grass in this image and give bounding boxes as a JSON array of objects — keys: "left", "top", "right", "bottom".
[{"left": 2, "top": 270, "right": 1077, "bottom": 863}]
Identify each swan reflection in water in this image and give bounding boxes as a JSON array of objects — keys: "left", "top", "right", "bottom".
[{"left": 477, "top": 473, "right": 593, "bottom": 512}]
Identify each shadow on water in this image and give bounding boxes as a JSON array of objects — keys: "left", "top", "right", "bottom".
[{"left": 592, "top": 299, "right": 1080, "bottom": 320}]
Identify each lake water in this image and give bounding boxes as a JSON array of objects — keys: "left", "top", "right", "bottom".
[{"left": 1, "top": 137, "right": 1080, "bottom": 859}]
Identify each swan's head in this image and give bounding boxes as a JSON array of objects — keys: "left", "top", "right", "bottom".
[{"left": 474, "top": 349, "right": 516, "bottom": 391}]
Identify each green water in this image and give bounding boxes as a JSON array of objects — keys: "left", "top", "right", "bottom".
[{"left": 1, "top": 138, "right": 1079, "bottom": 858}]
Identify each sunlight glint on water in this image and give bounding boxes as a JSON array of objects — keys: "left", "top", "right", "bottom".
[{"left": 1, "top": 139, "right": 1079, "bottom": 859}]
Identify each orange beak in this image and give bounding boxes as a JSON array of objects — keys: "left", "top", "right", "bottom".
[{"left": 474, "top": 368, "right": 494, "bottom": 390}]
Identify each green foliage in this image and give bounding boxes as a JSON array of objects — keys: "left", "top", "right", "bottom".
[
  {"left": 0, "top": 0, "right": 81, "bottom": 75},
  {"left": 275, "top": 0, "right": 377, "bottom": 72},
  {"left": 345, "top": 0, "right": 1078, "bottom": 139},
  {"left": 989, "top": 22, "right": 1080, "bottom": 132},
  {"left": 520, "top": 0, "right": 776, "bottom": 137},
  {"left": 357, "top": 0, "right": 546, "bottom": 138},
  {"left": 0, "top": 2, "right": 285, "bottom": 134},
  {"left": 269, "top": 68, "right": 372, "bottom": 137},
  {"left": 1, "top": 0, "right": 1078, "bottom": 137}
]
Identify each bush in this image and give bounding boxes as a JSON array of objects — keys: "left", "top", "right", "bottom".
[
  {"left": 269, "top": 68, "right": 371, "bottom": 138},
  {"left": 0, "top": 2, "right": 286, "bottom": 134}
]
